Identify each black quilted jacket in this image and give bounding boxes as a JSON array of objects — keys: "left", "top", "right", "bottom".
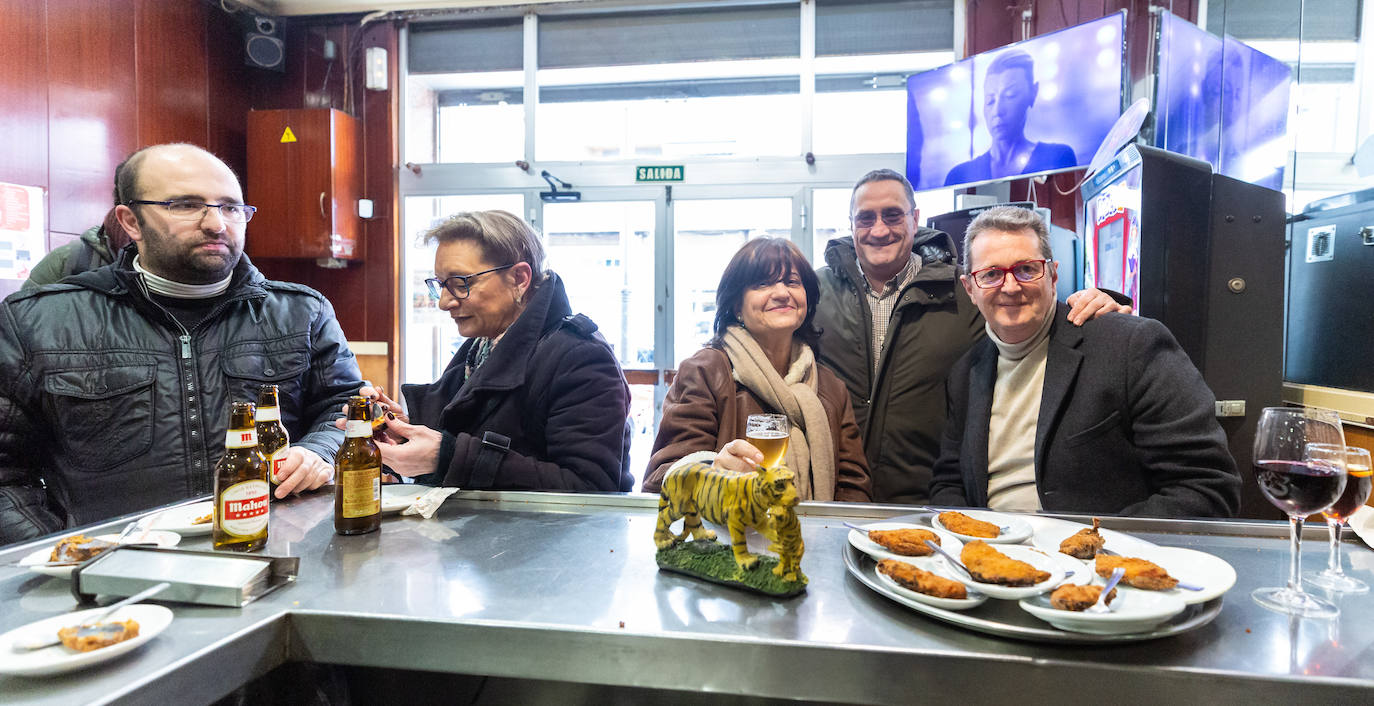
[{"left": 0, "top": 249, "right": 363, "bottom": 545}]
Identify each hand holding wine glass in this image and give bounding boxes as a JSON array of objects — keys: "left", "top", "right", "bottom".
[
  {"left": 1306, "top": 445, "right": 1372, "bottom": 593},
  {"left": 1252, "top": 406, "right": 1347, "bottom": 618}
]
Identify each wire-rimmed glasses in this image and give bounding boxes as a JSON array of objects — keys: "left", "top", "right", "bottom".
[{"left": 126, "top": 199, "right": 256, "bottom": 223}]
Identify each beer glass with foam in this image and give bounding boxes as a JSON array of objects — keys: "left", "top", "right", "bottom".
[{"left": 746, "top": 413, "right": 790, "bottom": 470}]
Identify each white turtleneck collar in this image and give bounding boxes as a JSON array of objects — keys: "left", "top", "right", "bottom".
[
  {"left": 986, "top": 303, "right": 1056, "bottom": 361},
  {"left": 133, "top": 255, "right": 232, "bottom": 299}
]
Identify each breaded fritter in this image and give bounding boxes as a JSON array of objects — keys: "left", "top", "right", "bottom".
[
  {"left": 58, "top": 619, "right": 140, "bottom": 652},
  {"left": 49, "top": 534, "right": 115, "bottom": 563},
  {"left": 1059, "top": 517, "right": 1106, "bottom": 559},
  {"left": 868, "top": 528, "right": 939, "bottom": 556},
  {"left": 1049, "top": 583, "right": 1117, "bottom": 611},
  {"left": 961, "top": 540, "right": 1050, "bottom": 586},
  {"left": 938, "top": 511, "right": 1000, "bottom": 538},
  {"left": 1095, "top": 554, "right": 1179, "bottom": 590},
  {"left": 877, "top": 559, "right": 968, "bottom": 600}
]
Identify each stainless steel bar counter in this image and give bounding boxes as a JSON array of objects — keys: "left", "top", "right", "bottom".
[{"left": 2, "top": 491, "right": 1373, "bottom": 705}]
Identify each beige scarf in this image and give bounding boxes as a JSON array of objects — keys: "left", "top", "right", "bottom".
[{"left": 721, "top": 325, "right": 836, "bottom": 501}]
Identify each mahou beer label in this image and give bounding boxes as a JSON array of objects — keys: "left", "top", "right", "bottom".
[
  {"left": 258, "top": 406, "right": 281, "bottom": 421},
  {"left": 269, "top": 449, "right": 290, "bottom": 485},
  {"left": 219, "top": 480, "right": 269, "bottom": 536},
  {"left": 226, "top": 428, "right": 258, "bottom": 448},
  {"left": 345, "top": 419, "right": 372, "bottom": 437}
]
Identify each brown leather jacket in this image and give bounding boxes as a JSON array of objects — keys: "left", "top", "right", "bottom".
[{"left": 641, "top": 347, "right": 873, "bottom": 502}]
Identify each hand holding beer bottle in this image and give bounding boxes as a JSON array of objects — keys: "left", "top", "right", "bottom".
[
  {"left": 214, "top": 402, "right": 270, "bottom": 552},
  {"left": 335, "top": 396, "right": 382, "bottom": 535}
]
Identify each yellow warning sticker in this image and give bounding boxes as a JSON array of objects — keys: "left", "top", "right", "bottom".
[{"left": 280, "top": 127, "right": 297, "bottom": 143}]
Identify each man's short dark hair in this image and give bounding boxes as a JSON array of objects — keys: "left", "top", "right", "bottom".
[
  {"left": 985, "top": 49, "right": 1036, "bottom": 87},
  {"left": 849, "top": 168, "right": 917, "bottom": 215}
]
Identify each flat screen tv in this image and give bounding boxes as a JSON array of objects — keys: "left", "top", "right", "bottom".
[
  {"left": 1152, "top": 10, "right": 1292, "bottom": 191},
  {"left": 905, "top": 11, "right": 1127, "bottom": 192}
]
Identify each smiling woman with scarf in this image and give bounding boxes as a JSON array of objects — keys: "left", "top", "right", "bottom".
[{"left": 642, "top": 238, "right": 872, "bottom": 502}]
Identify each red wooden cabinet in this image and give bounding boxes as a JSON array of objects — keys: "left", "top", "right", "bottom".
[{"left": 246, "top": 108, "right": 360, "bottom": 260}]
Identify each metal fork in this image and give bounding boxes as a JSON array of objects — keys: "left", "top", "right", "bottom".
[{"left": 1087, "top": 567, "right": 1126, "bottom": 613}]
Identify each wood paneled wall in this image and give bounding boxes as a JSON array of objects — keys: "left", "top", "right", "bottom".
[
  {"left": 0, "top": 2, "right": 400, "bottom": 390},
  {"left": 0, "top": 0, "right": 252, "bottom": 298}
]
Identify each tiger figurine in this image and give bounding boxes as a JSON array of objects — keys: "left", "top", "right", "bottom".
[
  {"left": 654, "top": 461, "right": 801, "bottom": 575},
  {"left": 764, "top": 503, "right": 806, "bottom": 584}
]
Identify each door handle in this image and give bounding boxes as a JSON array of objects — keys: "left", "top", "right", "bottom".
[{"left": 319, "top": 192, "right": 327, "bottom": 219}]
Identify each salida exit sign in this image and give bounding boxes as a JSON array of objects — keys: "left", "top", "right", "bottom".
[{"left": 636, "top": 165, "right": 684, "bottom": 182}]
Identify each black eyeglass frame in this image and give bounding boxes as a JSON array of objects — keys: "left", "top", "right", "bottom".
[
  {"left": 127, "top": 199, "right": 257, "bottom": 223},
  {"left": 967, "top": 258, "right": 1053, "bottom": 289},
  {"left": 851, "top": 207, "right": 913, "bottom": 229},
  {"left": 425, "top": 264, "right": 517, "bottom": 300}
]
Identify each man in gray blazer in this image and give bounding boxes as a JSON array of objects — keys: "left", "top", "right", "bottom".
[{"left": 928, "top": 206, "right": 1240, "bottom": 518}]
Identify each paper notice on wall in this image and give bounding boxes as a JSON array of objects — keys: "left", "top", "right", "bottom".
[{"left": 0, "top": 182, "right": 46, "bottom": 280}]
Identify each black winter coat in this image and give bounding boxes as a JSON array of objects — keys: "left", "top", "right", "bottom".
[
  {"left": 403, "top": 272, "right": 632, "bottom": 492},
  {"left": 929, "top": 303, "right": 1241, "bottom": 518},
  {"left": 0, "top": 250, "right": 363, "bottom": 544}
]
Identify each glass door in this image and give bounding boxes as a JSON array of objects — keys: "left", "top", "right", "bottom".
[{"left": 401, "top": 194, "right": 526, "bottom": 385}]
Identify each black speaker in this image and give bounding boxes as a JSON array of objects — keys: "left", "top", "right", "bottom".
[{"left": 245, "top": 15, "right": 285, "bottom": 72}]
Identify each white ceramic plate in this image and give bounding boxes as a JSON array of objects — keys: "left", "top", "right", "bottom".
[
  {"left": 930, "top": 509, "right": 1033, "bottom": 545},
  {"left": 381, "top": 484, "right": 435, "bottom": 514},
  {"left": 939, "top": 543, "right": 1069, "bottom": 600},
  {"left": 148, "top": 501, "right": 215, "bottom": 535},
  {"left": 19, "top": 531, "right": 182, "bottom": 580},
  {"left": 873, "top": 560, "right": 988, "bottom": 611},
  {"left": 1020, "top": 586, "right": 1188, "bottom": 635},
  {"left": 0, "top": 604, "right": 173, "bottom": 677},
  {"left": 1096, "top": 546, "right": 1237, "bottom": 605},
  {"left": 1029, "top": 517, "right": 1159, "bottom": 559},
  {"left": 847, "top": 522, "right": 964, "bottom": 566},
  {"left": 1348, "top": 505, "right": 1374, "bottom": 549}
]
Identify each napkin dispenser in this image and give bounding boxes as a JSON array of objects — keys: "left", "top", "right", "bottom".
[{"left": 70, "top": 545, "right": 298, "bottom": 607}]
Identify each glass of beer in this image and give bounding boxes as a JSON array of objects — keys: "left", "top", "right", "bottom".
[
  {"left": 746, "top": 413, "right": 790, "bottom": 470},
  {"left": 1307, "top": 445, "right": 1372, "bottom": 593}
]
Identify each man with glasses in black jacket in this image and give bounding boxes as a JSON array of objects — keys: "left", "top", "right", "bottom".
[{"left": 0, "top": 143, "right": 363, "bottom": 544}]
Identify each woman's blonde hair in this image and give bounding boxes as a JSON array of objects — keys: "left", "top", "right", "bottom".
[{"left": 422, "top": 210, "right": 547, "bottom": 282}]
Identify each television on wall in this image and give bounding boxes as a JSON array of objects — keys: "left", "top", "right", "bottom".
[
  {"left": 1152, "top": 10, "right": 1292, "bottom": 191},
  {"left": 905, "top": 11, "right": 1127, "bottom": 192}
]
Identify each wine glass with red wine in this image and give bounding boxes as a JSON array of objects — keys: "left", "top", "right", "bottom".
[
  {"left": 1305, "top": 445, "right": 1372, "bottom": 593},
  {"left": 1252, "top": 407, "right": 1346, "bottom": 618}
]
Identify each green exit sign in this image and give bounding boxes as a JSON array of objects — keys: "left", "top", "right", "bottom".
[{"left": 636, "top": 165, "right": 685, "bottom": 182}]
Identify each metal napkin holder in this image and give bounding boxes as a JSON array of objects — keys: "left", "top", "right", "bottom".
[{"left": 70, "top": 544, "right": 298, "bottom": 608}]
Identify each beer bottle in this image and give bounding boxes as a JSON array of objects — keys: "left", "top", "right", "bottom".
[
  {"left": 335, "top": 396, "right": 382, "bottom": 535},
  {"left": 214, "top": 401, "right": 270, "bottom": 552},
  {"left": 256, "top": 384, "right": 291, "bottom": 485}
]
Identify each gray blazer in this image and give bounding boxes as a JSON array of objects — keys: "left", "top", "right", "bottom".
[{"left": 929, "top": 303, "right": 1241, "bottom": 518}]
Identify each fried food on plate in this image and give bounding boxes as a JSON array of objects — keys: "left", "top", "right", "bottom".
[
  {"left": 877, "top": 559, "right": 968, "bottom": 600},
  {"left": 938, "top": 511, "right": 1000, "bottom": 538},
  {"left": 961, "top": 540, "right": 1050, "bottom": 586},
  {"left": 868, "top": 528, "right": 939, "bottom": 556},
  {"left": 1049, "top": 583, "right": 1117, "bottom": 611},
  {"left": 1059, "top": 517, "right": 1106, "bottom": 559},
  {"left": 191, "top": 512, "right": 213, "bottom": 525},
  {"left": 58, "top": 619, "right": 140, "bottom": 652},
  {"left": 48, "top": 534, "right": 116, "bottom": 563},
  {"left": 1095, "top": 554, "right": 1179, "bottom": 590}
]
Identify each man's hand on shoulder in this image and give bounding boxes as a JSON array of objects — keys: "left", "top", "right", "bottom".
[
  {"left": 273, "top": 447, "right": 333, "bottom": 498},
  {"left": 1065, "top": 288, "right": 1133, "bottom": 326}
]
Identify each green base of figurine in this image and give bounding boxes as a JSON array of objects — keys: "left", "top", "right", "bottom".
[{"left": 655, "top": 540, "right": 806, "bottom": 598}]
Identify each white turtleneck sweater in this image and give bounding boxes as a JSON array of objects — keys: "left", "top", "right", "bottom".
[{"left": 985, "top": 307, "right": 1056, "bottom": 512}]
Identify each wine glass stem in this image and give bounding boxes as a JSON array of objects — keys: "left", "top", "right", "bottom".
[
  {"left": 1287, "top": 515, "right": 1303, "bottom": 593},
  {"left": 1327, "top": 518, "right": 1345, "bottom": 577}
]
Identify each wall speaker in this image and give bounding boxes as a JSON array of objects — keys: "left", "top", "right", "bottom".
[{"left": 245, "top": 15, "right": 285, "bottom": 72}]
